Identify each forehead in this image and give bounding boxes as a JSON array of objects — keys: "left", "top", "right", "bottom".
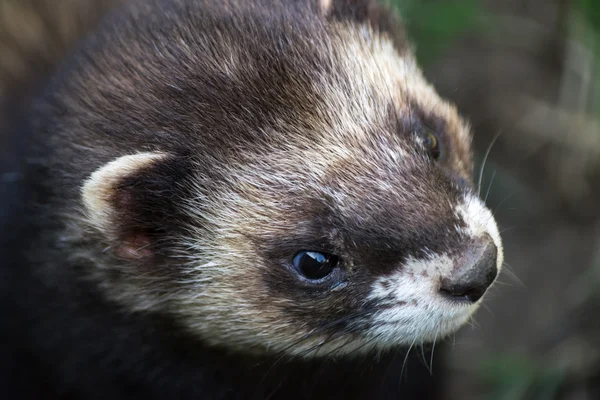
[
  {"left": 316, "top": 23, "right": 473, "bottom": 176},
  {"left": 190, "top": 16, "right": 473, "bottom": 178},
  {"left": 181, "top": 16, "right": 476, "bottom": 224},
  {"left": 70, "top": 2, "right": 473, "bottom": 179}
]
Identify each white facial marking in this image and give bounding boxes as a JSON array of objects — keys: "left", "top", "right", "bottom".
[
  {"left": 455, "top": 194, "right": 504, "bottom": 272},
  {"left": 366, "top": 254, "right": 473, "bottom": 346},
  {"left": 363, "top": 195, "right": 504, "bottom": 349}
]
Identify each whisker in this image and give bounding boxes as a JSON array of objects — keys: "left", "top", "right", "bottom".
[
  {"left": 478, "top": 303, "right": 493, "bottom": 318},
  {"left": 428, "top": 86, "right": 462, "bottom": 117},
  {"left": 477, "top": 130, "right": 502, "bottom": 197},
  {"left": 302, "top": 327, "right": 347, "bottom": 359},
  {"left": 500, "top": 263, "right": 525, "bottom": 287},
  {"left": 493, "top": 191, "right": 519, "bottom": 217},
  {"left": 429, "top": 330, "right": 439, "bottom": 375},
  {"left": 297, "top": 337, "right": 332, "bottom": 359},
  {"left": 428, "top": 98, "right": 444, "bottom": 116},
  {"left": 262, "top": 376, "right": 286, "bottom": 400},
  {"left": 419, "top": 343, "right": 428, "bottom": 370},
  {"left": 484, "top": 169, "right": 497, "bottom": 204},
  {"left": 400, "top": 337, "right": 417, "bottom": 383},
  {"left": 490, "top": 278, "right": 519, "bottom": 288},
  {"left": 320, "top": 334, "right": 356, "bottom": 359},
  {"left": 465, "top": 316, "right": 480, "bottom": 330},
  {"left": 275, "top": 311, "right": 364, "bottom": 357},
  {"left": 341, "top": 332, "right": 385, "bottom": 359}
]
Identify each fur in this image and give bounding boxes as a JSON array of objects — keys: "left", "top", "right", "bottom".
[{"left": 0, "top": 0, "right": 502, "bottom": 398}]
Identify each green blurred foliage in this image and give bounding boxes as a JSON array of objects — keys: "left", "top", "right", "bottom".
[
  {"left": 391, "top": 0, "right": 488, "bottom": 63},
  {"left": 574, "top": 0, "right": 600, "bottom": 117},
  {"left": 577, "top": 0, "right": 600, "bottom": 33},
  {"left": 481, "top": 353, "right": 567, "bottom": 400}
]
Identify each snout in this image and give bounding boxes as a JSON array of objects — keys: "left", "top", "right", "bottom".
[{"left": 439, "top": 236, "right": 498, "bottom": 303}]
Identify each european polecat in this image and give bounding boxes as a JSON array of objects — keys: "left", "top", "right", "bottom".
[{"left": 0, "top": 0, "right": 503, "bottom": 398}]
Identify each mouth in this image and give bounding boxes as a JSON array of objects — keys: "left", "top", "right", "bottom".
[{"left": 361, "top": 298, "right": 477, "bottom": 348}]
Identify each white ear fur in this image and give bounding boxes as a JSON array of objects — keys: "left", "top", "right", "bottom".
[
  {"left": 319, "top": 0, "right": 333, "bottom": 14},
  {"left": 81, "top": 152, "right": 167, "bottom": 234}
]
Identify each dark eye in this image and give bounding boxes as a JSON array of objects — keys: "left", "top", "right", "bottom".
[
  {"left": 292, "top": 251, "right": 339, "bottom": 280},
  {"left": 423, "top": 130, "right": 441, "bottom": 160}
]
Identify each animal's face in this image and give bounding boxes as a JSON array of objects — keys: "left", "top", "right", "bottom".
[
  {"left": 53, "top": 0, "right": 503, "bottom": 357},
  {"left": 167, "top": 28, "right": 502, "bottom": 355}
]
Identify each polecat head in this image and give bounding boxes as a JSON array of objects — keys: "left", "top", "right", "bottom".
[{"left": 38, "top": 0, "right": 503, "bottom": 358}]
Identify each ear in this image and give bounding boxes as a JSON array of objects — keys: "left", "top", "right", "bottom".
[
  {"left": 82, "top": 152, "right": 191, "bottom": 260},
  {"left": 318, "top": 0, "right": 333, "bottom": 14},
  {"left": 319, "top": 0, "right": 390, "bottom": 22},
  {"left": 319, "top": 0, "right": 371, "bottom": 18},
  {"left": 318, "top": 0, "right": 407, "bottom": 51}
]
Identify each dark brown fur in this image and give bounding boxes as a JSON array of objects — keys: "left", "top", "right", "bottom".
[{"left": 0, "top": 0, "right": 499, "bottom": 399}]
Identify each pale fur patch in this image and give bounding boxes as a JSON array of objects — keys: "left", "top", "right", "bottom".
[
  {"left": 81, "top": 152, "right": 167, "bottom": 233},
  {"left": 363, "top": 197, "right": 503, "bottom": 349},
  {"left": 455, "top": 194, "right": 504, "bottom": 273},
  {"left": 319, "top": 0, "right": 333, "bottom": 15},
  {"left": 366, "top": 254, "right": 474, "bottom": 346}
]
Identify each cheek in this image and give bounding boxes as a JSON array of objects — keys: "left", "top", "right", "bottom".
[{"left": 174, "top": 269, "right": 317, "bottom": 353}]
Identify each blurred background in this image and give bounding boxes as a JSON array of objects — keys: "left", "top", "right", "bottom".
[
  {"left": 1, "top": 0, "right": 599, "bottom": 399},
  {"left": 395, "top": 0, "right": 600, "bottom": 398}
]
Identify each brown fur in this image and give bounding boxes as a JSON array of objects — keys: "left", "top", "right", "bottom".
[
  {"left": 0, "top": 1, "right": 504, "bottom": 398},
  {"left": 14, "top": 0, "right": 493, "bottom": 356},
  {"left": 0, "top": 2, "right": 502, "bottom": 397}
]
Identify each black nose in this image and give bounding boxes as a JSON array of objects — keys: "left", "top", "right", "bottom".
[{"left": 440, "top": 240, "right": 498, "bottom": 303}]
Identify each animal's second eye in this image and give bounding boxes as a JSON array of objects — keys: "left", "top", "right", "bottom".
[
  {"left": 424, "top": 130, "right": 441, "bottom": 160},
  {"left": 292, "top": 251, "right": 339, "bottom": 280}
]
